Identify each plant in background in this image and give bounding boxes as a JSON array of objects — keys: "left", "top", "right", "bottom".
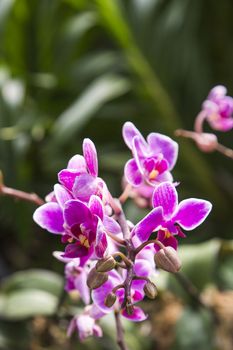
[{"left": 176, "top": 86, "right": 233, "bottom": 159}]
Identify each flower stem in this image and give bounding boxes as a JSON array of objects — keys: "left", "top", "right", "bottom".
[
  {"left": 174, "top": 272, "right": 205, "bottom": 308},
  {"left": 112, "top": 252, "right": 133, "bottom": 267},
  {"left": 0, "top": 184, "right": 44, "bottom": 206},
  {"left": 194, "top": 110, "right": 207, "bottom": 133},
  {"left": 216, "top": 143, "right": 233, "bottom": 159},
  {"left": 134, "top": 239, "right": 165, "bottom": 255},
  {"left": 119, "top": 184, "right": 131, "bottom": 204},
  {"left": 114, "top": 311, "right": 128, "bottom": 350}
]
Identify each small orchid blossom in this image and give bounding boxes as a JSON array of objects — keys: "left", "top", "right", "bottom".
[
  {"left": 33, "top": 193, "right": 122, "bottom": 260},
  {"left": 202, "top": 85, "right": 233, "bottom": 131},
  {"left": 58, "top": 138, "right": 107, "bottom": 202},
  {"left": 122, "top": 122, "right": 178, "bottom": 199},
  {"left": 133, "top": 182, "right": 212, "bottom": 250},
  {"left": 67, "top": 305, "right": 104, "bottom": 341}
]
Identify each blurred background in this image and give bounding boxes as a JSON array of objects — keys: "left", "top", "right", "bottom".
[{"left": 0, "top": 0, "right": 232, "bottom": 349}]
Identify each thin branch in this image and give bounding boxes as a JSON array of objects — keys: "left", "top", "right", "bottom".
[
  {"left": 119, "top": 184, "right": 131, "bottom": 204},
  {"left": 134, "top": 239, "right": 165, "bottom": 255},
  {"left": 174, "top": 272, "right": 205, "bottom": 308},
  {"left": 107, "top": 231, "right": 126, "bottom": 246},
  {"left": 0, "top": 185, "right": 44, "bottom": 206},
  {"left": 194, "top": 110, "right": 207, "bottom": 133},
  {"left": 114, "top": 311, "right": 128, "bottom": 350},
  {"left": 216, "top": 143, "right": 233, "bottom": 159}
]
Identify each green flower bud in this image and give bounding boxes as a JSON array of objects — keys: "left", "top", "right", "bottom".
[
  {"left": 87, "top": 268, "right": 108, "bottom": 289},
  {"left": 104, "top": 292, "right": 117, "bottom": 307},
  {"left": 96, "top": 256, "right": 116, "bottom": 272},
  {"left": 154, "top": 246, "right": 181, "bottom": 273},
  {"left": 143, "top": 281, "right": 158, "bottom": 299}
]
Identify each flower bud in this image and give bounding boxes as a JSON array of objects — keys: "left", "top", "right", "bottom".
[
  {"left": 87, "top": 268, "right": 108, "bottom": 289},
  {"left": 143, "top": 281, "right": 158, "bottom": 299},
  {"left": 104, "top": 292, "right": 117, "bottom": 308},
  {"left": 154, "top": 246, "right": 181, "bottom": 273},
  {"left": 194, "top": 133, "right": 218, "bottom": 153},
  {"left": 95, "top": 256, "right": 116, "bottom": 273}
]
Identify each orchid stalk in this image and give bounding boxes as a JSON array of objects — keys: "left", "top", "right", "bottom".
[{"left": 0, "top": 122, "right": 213, "bottom": 350}]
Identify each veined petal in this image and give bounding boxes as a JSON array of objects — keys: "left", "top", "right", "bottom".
[
  {"left": 122, "top": 306, "right": 147, "bottom": 322},
  {"left": 58, "top": 169, "right": 82, "bottom": 191},
  {"left": 174, "top": 198, "right": 212, "bottom": 230},
  {"left": 124, "top": 159, "right": 143, "bottom": 186},
  {"left": 63, "top": 243, "right": 89, "bottom": 258},
  {"left": 64, "top": 200, "right": 91, "bottom": 227},
  {"left": 54, "top": 184, "right": 72, "bottom": 208},
  {"left": 33, "top": 202, "right": 64, "bottom": 234},
  {"left": 89, "top": 195, "right": 104, "bottom": 220},
  {"left": 95, "top": 221, "right": 107, "bottom": 258},
  {"left": 133, "top": 207, "right": 163, "bottom": 242},
  {"left": 103, "top": 216, "right": 122, "bottom": 235},
  {"left": 74, "top": 270, "right": 90, "bottom": 305},
  {"left": 134, "top": 258, "right": 153, "bottom": 277},
  {"left": 152, "top": 182, "right": 178, "bottom": 218},
  {"left": 67, "top": 154, "right": 87, "bottom": 172},
  {"left": 147, "top": 133, "right": 178, "bottom": 170},
  {"left": 132, "top": 136, "right": 148, "bottom": 173},
  {"left": 72, "top": 173, "right": 99, "bottom": 202},
  {"left": 122, "top": 121, "right": 145, "bottom": 150},
  {"left": 83, "top": 138, "right": 98, "bottom": 176},
  {"left": 157, "top": 230, "right": 178, "bottom": 251}
]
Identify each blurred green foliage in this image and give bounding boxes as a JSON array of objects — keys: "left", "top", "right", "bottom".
[{"left": 0, "top": 0, "right": 233, "bottom": 349}]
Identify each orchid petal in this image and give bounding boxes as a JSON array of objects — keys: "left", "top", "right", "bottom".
[
  {"left": 64, "top": 200, "right": 91, "bottom": 227},
  {"left": 124, "top": 159, "right": 143, "bottom": 186},
  {"left": 83, "top": 138, "right": 98, "bottom": 176},
  {"left": 63, "top": 243, "right": 89, "bottom": 258},
  {"left": 133, "top": 207, "right": 163, "bottom": 242},
  {"left": 174, "top": 198, "right": 212, "bottom": 230},
  {"left": 152, "top": 182, "right": 178, "bottom": 218},
  {"left": 54, "top": 184, "right": 72, "bottom": 208},
  {"left": 67, "top": 154, "right": 87, "bottom": 171},
  {"left": 89, "top": 195, "right": 104, "bottom": 220},
  {"left": 58, "top": 169, "right": 81, "bottom": 191},
  {"left": 103, "top": 216, "right": 122, "bottom": 235},
  {"left": 122, "top": 306, "right": 147, "bottom": 322},
  {"left": 122, "top": 122, "right": 145, "bottom": 150},
  {"left": 95, "top": 221, "right": 107, "bottom": 258},
  {"left": 157, "top": 230, "right": 178, "bottom": 251},
  {"left": 72, "top": 173, "right": 99, "bottom": 202},
  {"left": 147, "top": 133, "right": 178, "bottom": 170},
  {"left": 33, "top": 202, "right": 64, "bottom": 234},
  {"left": 74, "top": 270, "right": 90, "bottom": 305}
]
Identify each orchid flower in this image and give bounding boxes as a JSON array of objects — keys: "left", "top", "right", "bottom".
[
  {"left": 122, "top": 122, "right": 178, "bottom": 199},
  {"left": 202, "top": 85, "right": 233, "bottom": 131},
  {"left": 33, "top": 192, "right": 122, "bottom": 260},
  {"left": 133, "top": 182, "right": 212, "bottom": 250},
  {"left": 58, "top": 138, "right": 108, "bottom": 202}
]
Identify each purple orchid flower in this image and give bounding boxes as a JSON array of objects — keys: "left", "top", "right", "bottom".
[
  {"left": 67, "top": 305, "right": 104, "bottom": 341},
  {"left": 33, "top": 192, "right": 122, "bottom": 260},
  {"left": 202, "top": 85, "right": 233, "bottom": 131},
  {"left": 58, "top": 138, "right": 108, "bottom": 203},
  {"left": 133, "top": 182, "right": 212, "bottom": 250},
  {"left": 92, "top": 254, "right": 156, "bottom": 322},
  {"left": 122, "top": 122, "right": 178, "bottom": 199}
]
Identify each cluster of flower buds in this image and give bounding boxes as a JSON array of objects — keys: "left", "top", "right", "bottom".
[
  {"left": 33, "top": 122, "right": 212, "bottom": 342},
  {"left": 176, "top": 85, "right": 233, "bottom": 158}
]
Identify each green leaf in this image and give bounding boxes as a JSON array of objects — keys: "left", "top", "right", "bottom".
[
  {"left": 0, "top": 269, "right": 63, "bottom": 297},
  {"left": 173, "top": 307, "right": 214, "bottom": 350},
  {"left": 0, "top": 289, "right": 58, "bottom": 320},
  {"left": 52, "top": 74, "right": 130, "bottom": 145}
]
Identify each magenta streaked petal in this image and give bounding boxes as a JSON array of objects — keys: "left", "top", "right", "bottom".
[
  {"left": 134, "top": 258, "right": 154, "bottom": 277},
  {"left": 147, "top": 133, "right": 178, "bottom": 170},
  {"left": 54, "top": 184, "right": 73, "bottom": 208},
  {"left": 72, "top": 173, "right": 99, "bottom": 202},
  {"left": 132, "top": 136, "right": 148, "bottom": 173},
  {"left": 83, "top": 138, "right": 98, "bottom": 176},
  {"left": 95, "top": 221, "right": 107, "bottom": 258},
  {"left": 64, "top": 200, "right": 91, "bottom": 227},
  {"left": 89, "top": 195, "right": 104, "bottom": 220},
  {"left": 93, "top": 325, "right": 103, "bottom": 338},
  {"left": 131, "top": 286, "right": 145, "bottom": 302},
  {"left": 103, "top": 216, "right": 122, "bottom": 235},
  {"left": 208, "top": 116, "right": 233, "bottom": 131},
  {"left": 89, "top": 304, "right": 107, "bottom": 320},
  {"left": 67, "top": 154, "right": 87, "bottom": 171},
  {"left": 124, "top": 159, "right": 143, "bottom": 186},
  {"left": 157, "top": 230, "right": 178, "bottom": 250},
  {"left": 63, "top": 243, "right": 89, "bottom": 258},
  {"left": 152, "top": 182, "right": 178, "bottom": 218},
  {"left": 53, "top": 250, "right": 80, "bottom": 263},
  {"left": 122, "top": 306, "right": 147, "bottom": 322},
  {"left": 133, "top": 207, "right": 163, "bottom": 242},
  {"left": 58, "top": 169, "right": 81, "bottom": 191},
  {"left": 174, "top": 198, "right": 212, "bottom": 230},
  {"left": 74, "top": 270, "right": 90, "bottom": 305},
  {"left": 33, "top": 202, "right": 64, "bottom": 234},
  {"left": 122, "top": 121, "right": 145, "bottom": 150}
]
